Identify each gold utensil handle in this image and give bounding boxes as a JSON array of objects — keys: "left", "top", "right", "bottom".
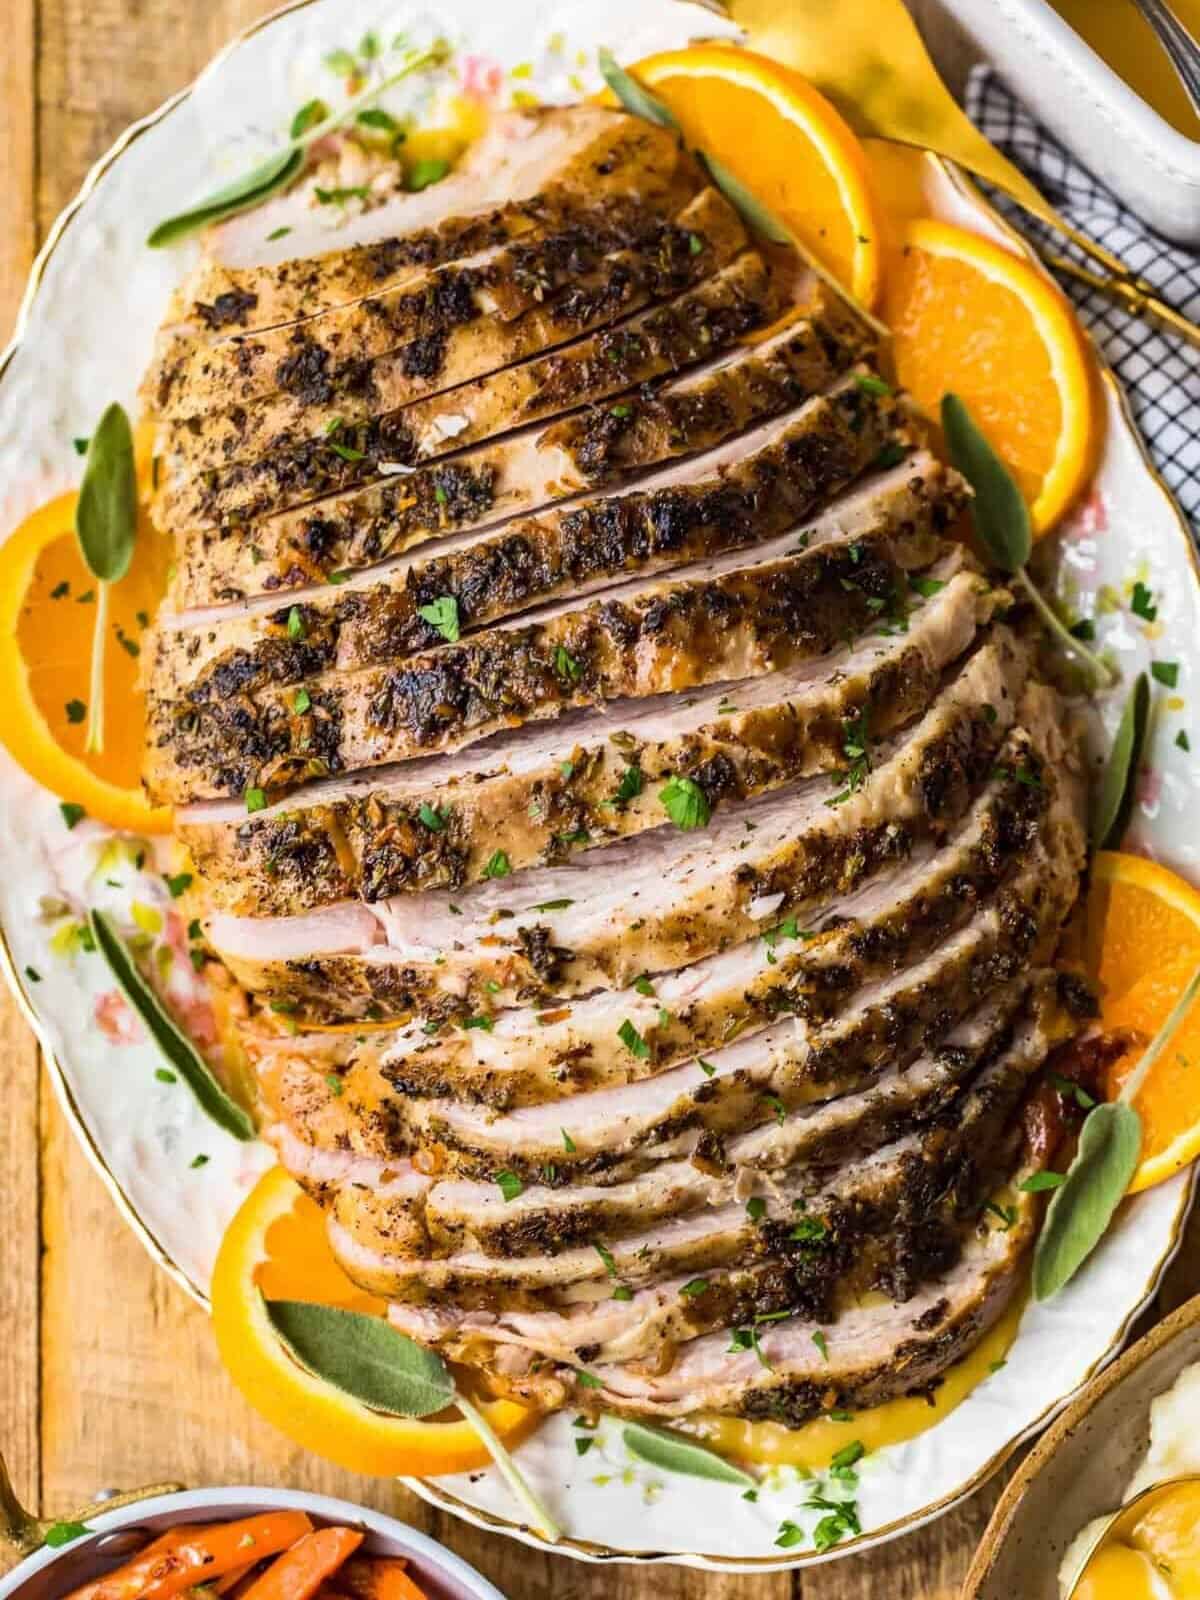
[{"left": 0, "top": 1451, "right": 183, "bottom": 1565}]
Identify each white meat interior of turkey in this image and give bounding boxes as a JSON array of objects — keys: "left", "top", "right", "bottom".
[{"left": 144, "top": 104, "right": 1094, "bottom": 1427}]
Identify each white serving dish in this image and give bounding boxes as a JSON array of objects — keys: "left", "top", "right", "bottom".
[
  {"left": 2, "top": 0, "right": 1200, "bottom": 1572},
  {"left": 948, "top": 0, "right": 1200, "bottom": 242},
  {"left": 0, "top": 1487, "right": 506, "bottom": 1600}
]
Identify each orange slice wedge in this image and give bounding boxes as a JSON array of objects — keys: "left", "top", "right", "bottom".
[
  {"left": 882, "top": 217, "right": 1098, "bottom": 535},
  {"left": 1086, "top": 851, "right": 1200, "bottom": 1193},
  {"left": 0, "top": 485, "right": 172, "bottom": 833},
  {"left": 624, "top": 45, "right": 883, "bottom": 308},
  {"left": 211, "top": 1165, "right": 539, "bottom": 1476}
]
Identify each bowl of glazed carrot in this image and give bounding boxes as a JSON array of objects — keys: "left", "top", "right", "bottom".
[{"left": 0, "top": 1490, "right": 505, "bottom": 1600}]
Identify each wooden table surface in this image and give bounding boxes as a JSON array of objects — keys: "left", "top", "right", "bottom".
[{"left": 3, "top": 4, "right": 1199, "bottom": 1597}]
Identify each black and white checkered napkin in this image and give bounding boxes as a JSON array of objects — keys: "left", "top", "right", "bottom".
[{"left": 965, "top": 64, "right": 1200, "bottom": 530}]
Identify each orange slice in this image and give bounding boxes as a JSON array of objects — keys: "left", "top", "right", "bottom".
[
  {"left": 0, "top": 482, "right": 172, "bottom": 833},
  {"left": 882, "top": 217, "right": 1098, "bottom": 535},
  {"left": 624, "top": 45, "right": 883, "bottom": 308},
  {"left": 1085, "top": 851, "right": 1200, "bottom": 1192},
  {"left": 211, "top": 1165, "right": 539, "bottom": 1476}
]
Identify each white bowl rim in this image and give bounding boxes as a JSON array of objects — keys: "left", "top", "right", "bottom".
[{"left": 0, "top": 1487, "right": 506, "bottom": 1600}]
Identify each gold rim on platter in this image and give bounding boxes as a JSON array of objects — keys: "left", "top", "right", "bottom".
[{"left": 1, "top": 0, "right": 1198, "bottom": 1568}]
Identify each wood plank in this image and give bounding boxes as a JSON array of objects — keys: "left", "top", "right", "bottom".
[{"left": 0, "top": 0, "right": 41, "bottom": 1549}]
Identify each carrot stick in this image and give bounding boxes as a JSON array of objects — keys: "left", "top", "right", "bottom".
[
  {"left": 213, "top": 1563, "right": 259, "bottom": 1595},
  {"left": 62, "top": 1514, "right": 315, "bottom": 1600},
  {"left": 328, "top": 1560, "right": 425, "bottom": 1600},
  {"left": 239, "top": 1529, "right": 364, "bottom": 1600}
]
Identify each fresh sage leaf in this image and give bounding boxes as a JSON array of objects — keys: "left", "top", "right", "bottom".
[
  {"left": 597, "top": 48, "right": 679, "bottom": 130},
  {"left": 89, "top": 910, "right": 254, "bottom": 1140},
  {"left": 1032, "top": 1101, "right": 1142, "bottom": 1301},
  {"left": 43, "top": 1522, "right": 91, "bottom": 1548},
  {"left": 1091, "top": 671, "right": 1150, "bottom": 850},
  {"left": 699, "top": 151, "right": 790, "bottom": 246},
  {"left": 623, "top": 1420, "right": 756, "bottom": 1487},
  {"left": 149, "top": 47, "right": 445, "bottom": 247},
  {"left": 76, "top": 403, "right": 137, "bottom": 583},
  {"left": 941, "top": 393, "right": 1031, "bottom": 574},
  {"left": 147, "top": 149, "right": 305, "bottom": 248},
  {"left": 264, "top": 1299, "right": 455, "bottom": 1415}
]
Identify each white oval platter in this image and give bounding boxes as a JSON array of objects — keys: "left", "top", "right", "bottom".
[{"left": 1, "top": 0, "right": 1198, "bottom": 1572}]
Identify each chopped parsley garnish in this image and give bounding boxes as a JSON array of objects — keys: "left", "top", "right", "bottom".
[
  {"left": 830, "top": 1440, "right": 865, "bottom": 1474},
  {"left": 286, "top": 606, "right": 305, "bottom": 641},
  {"left": 293, "top": 687, "right": 312, "bottom": 714},
  {"left": 325, "top": 1074, "right": 344, "bottom": 1097},
  {"left": 1131, "top": 581, "right": 1157, "bottom": 621},
  {"left": 418, "top": 802, "right": 446, "bottom": 831},
  {"left": 417, "top": 595, "right": 461, "bottom": 643},
  {"left": 909, "top": 575, "right": 945, "bottom": 598},
  {"left": 495, "top": 1170, "right": 523, "bottom": 1202},
  {"left": 612, "top": 1284, "right": 633, "bottom": 1302},
  {"left": 559, "top": 759, "right": 575, "bottom": 780},
  {"left": 746, "top": 1196, "right": 766, "bottom": 1222},
  {"left": 609, "top": 403, "right": 632, "bottom": 419},
  {"left": 575, "top": 1436, "right": 595, "bottom": 1456},
  {"left": 244, "top": 788, "right": 266, "bottom": 814},
  {"left": 812, "top": 1329, "right": 829, "bottom": 1361},
  {"left": 329, "top": 440, "right": 365, "bottom": 462},
  {"left": 680, "top": 1277, "right": 709, "bottom": 1297},
  {"left": 554, "top": 644, "right": 582, "bottom": 682},
  {"left": 462, "top": 1014, "right": 494, "bottom": 1032},
  {"left": 561, "top": 1128, "right": 577, "bottom": 1153},
  {"left": 633, "top": 974, "right": 656, "bottom": 996},
  {"left": 1018, "top": 1171, "right": 1066, "bottom": 1192},
  {"left": 1152, "top": 660, "right": 1180, "bottom": 688},
  {"left": 531, "top": 897, "right": 573, "bottom": 912},
  {"left": 764, "top": 1093, "right": 786, "bottom": 1126},
  {"left": 155, "top": 1068, "right": 176, "bottom": 1084},
  {"left": 614, "top": 764, "right": 645, "bottom": 804},
  {"left": 1179, "top": 731, "right": 1192, "bottom": 752},
  {"left": 791, "top": 1215, "right": 829, "bottom": 1246},
  {"left": 729, "top": 1326, "right": 772, "bottom": 1369},
  {"left": 618, "top": 1019, "right": 650, "bottom": 1059},
  {"left": 827, "top": 710, "right": 871, "bottom": 807},
  {"left": 985, "top": 1200, "right": 1016, "bottom": 1231},
  {"left": 594, "top": 1241, "right": 618, "bottom": 1277},
  {"left": 688, "top": 232, "right": 704, "bottom": 255},
  {"left": 165, "top": 872, "right": 193, "bottom": 898},
  {"left": 482, "top": 849, "right": 511, "bottom": 879},
  {"left": 853, "top": 373, "right": 892, "bottom": 397},
  {"left": 775, "top": 1521, "right": 805, "bottom": 1549},
  {"left": 575, "top": 1370, "right": 602, "bottom": 1389},
  {"left": 873, "top": 441, "right": 908, "bottom": 470},
  {"left": 698, "top": 1058, "right": 717, "bottom": 1077},
  {"left": 762, "top": 916, "right": 800, "bottom": 951},
  {"left": 659, "top": 775, "right": 710, "bottom": 830},
  {"left": 190, "top": 1154, "right": 209, "bottom": 1170},
  {"left": 65, "top": 698, "right": 86, "bottom": 724},
  {"left": 407, "top": 158, "right": 451, "bottom": 192},
  {"left": 1050, "top": 1072, "right": 1096, "bottom": 1110}
]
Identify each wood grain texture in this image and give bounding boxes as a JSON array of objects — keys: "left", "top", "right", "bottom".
[{"left": 2, "top": 3, "right": 1196, "bottom": 1597}]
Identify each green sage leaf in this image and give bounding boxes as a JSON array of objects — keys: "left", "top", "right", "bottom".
[
  {"left": 148, "top": 48, "right": 444, "bottom": 247},
  {"left": 623, "top": 1420, "right": 755, "bottom": 1487},
  {"left": 941, "top": 393, "right": 1031, "bottom": 574},
  {"left": 1091, "top": 671, "right": 1150, "bottom": 850},
  {"left": 89, "top": 910, "right": 254, "bottom": 1140},
  {"left": 264, "top": 1298, "right": 455, "bottom": 1416},
  {"left": 597, "top": 48, "right": 679, "bottom": 130},
  {"left": 76, "top": 404, "right": 137, "bottom": 583},
  {"left": 147, "top": 149, "right": 305, "bottom": 248},
  {"left": 1032, "top": 1101, "right": 1142, "bottom": 1301},
  {"left": 699, "top": 152, "right": 791, "bottom": 246}
]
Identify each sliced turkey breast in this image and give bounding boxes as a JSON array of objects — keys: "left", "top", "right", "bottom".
[
  {"left": 270, "top": 708, "right": 1059, "bottom": 1111},
  {"left": 384, "top": 983, "right": 1055, "bottom": 1361},
  {"left": 177, "top": 544, "right": 986, "bottom": 919},
  {"left": 324, "top": 1027, "right": 1041, "bottom": 1306},
  {"left": 168, "top": 345, "right": 897, "bottom": 610},
  {"left": 203, "top": 629, "right": 1034, "bottom": 1015},
  {"left": 152, "top": 183, "right": 731, "bottom": 425},
  {"left": 153, "top": 186, "right": 746, "bottom": 427},
  {"left": 149, "top": 184, "right": 714, "bottom": 425},
  {"left": 158, "top": 275, "right": 867, "bottom": 534},
  {"left": 583, "top": 1195, "right": 1033, "bottom": 1423},
  {"left": 160, "top": 250, "right": 782, "bottom": 482},
  {"left": 169, "top": 107, "right": 699, "bottom": 333},
  {"left": 148, "top": 448, "right": 937, "bottom": 805},
  {"left": 154, "top": 376, "right": 913, "bottom": 713}
]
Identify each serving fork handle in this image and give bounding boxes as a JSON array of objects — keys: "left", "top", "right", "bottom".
[{"left": 0, "top": 1450, "right": 182, "bottom": 1572}]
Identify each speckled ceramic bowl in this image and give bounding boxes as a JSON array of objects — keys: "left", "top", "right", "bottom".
[
  {"left": 963, "top": 1293, "right": 1200, "bottom": 1600},
  {"left": 0, "top": 1486, "right": 506, "bottom": 1600}
]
